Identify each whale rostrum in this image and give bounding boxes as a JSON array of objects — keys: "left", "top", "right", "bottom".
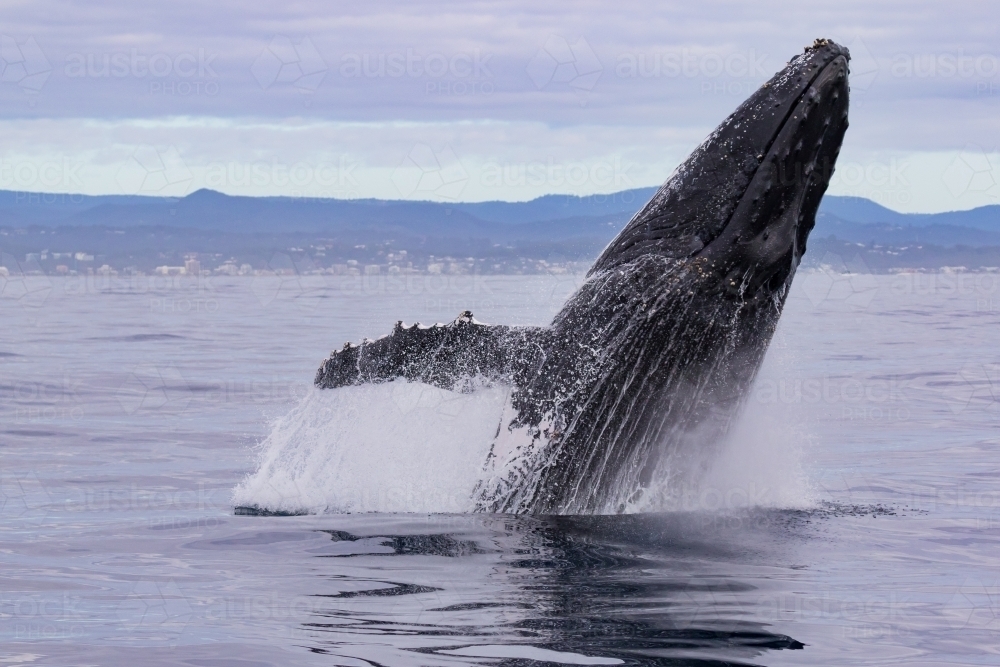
[{"left": 315, "top": 39, "right": 851, "bottom": 514}]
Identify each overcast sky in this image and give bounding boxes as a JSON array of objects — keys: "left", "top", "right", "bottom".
[{"left": 1, "top": 0, "right": 998, "bottom": 211}]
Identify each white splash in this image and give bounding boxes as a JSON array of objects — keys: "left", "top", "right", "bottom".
[
  {"left": 232, "top": 381, "right": 508, "bottom": 514},
  {"left": 617, "top": 328, "right": 816, "bottom": 514},
  {"left": 669, "top": 326, "right": 816, "bottom": 512},
  {"left": 694, "top": 400, "right": 814, "bottom": 510},
  {"left": 234, "top": 359, "right": 814, "bottom": 515}
]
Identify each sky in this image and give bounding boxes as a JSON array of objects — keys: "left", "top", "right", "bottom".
[{"left": 0, "top": 0, "right": 998, "bottom": 212}]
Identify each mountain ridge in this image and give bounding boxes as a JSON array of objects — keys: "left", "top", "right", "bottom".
[{"left": 2, "top": 187, "right": 998, "bottom": 239}]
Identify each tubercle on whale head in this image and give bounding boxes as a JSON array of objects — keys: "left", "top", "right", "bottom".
[{"left": 590, "top": 39, "right": 851, "bottom": 302}]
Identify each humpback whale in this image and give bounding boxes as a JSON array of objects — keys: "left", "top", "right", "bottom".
[{"left": 315, "top": 39, "right": 850, "bottom": 514}]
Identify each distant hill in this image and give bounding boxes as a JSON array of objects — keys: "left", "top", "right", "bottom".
[
  {"left": 813, "top": 214, "right": 1000, "bottom": 247},
  {"left": 0, "top": 187, "right": 659, "bottom": 234},
  {"left": 1, "top": 187, "right": 997, "bottom": 241},
  {"left": 820, "top": 196, "right": 1000, "bottom": 232},
  {"left": 451, "top": 188, "right": 660, "bottom": 224},
  {"left": 1, "top": 187, "right": 999, "bottom": 274}
]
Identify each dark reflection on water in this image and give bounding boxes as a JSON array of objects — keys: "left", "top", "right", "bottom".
[
  {"left": 297, "top": 512, "right": 810, "bottom": 666},
  {"left": 319, "top": 530, "right": 488, "bottom": 558}
]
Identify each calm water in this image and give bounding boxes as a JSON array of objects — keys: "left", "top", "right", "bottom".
[{"left": 2, "top": 270, "right": 999, "bottom": 666}]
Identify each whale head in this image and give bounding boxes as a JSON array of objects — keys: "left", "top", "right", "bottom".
[{"left": 591, "top": 39, "right": 850, "bottom": 301}]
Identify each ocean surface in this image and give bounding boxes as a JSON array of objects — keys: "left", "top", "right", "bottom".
[{"left": 2, "top": 269, "right": 999, "bottom": 666}]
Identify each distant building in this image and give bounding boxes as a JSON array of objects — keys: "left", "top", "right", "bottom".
[
  {"left": 155, "top": 266, "right": 186, "bottom": 276},
  {"left": 184, "top": 258, "right": 201, "bottom": 275}
]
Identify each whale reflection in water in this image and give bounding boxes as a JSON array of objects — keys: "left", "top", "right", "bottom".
[{"left": 296, "top": 510, "right": 814, "bottom": 666}]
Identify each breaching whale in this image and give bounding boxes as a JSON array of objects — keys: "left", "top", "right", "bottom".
[{"left": 315, "top": 39, "right": 850, "bottom": 514}]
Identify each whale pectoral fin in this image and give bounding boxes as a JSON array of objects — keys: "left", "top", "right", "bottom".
[{"left": 315, "top": 311, "right": 546, "bottom": 391}]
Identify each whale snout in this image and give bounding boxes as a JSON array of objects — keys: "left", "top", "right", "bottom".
[
  {"left": 590, "top": 39, "right": 851, "bottom": 292},
  {"left": 697, "top": 40, "right": 851, "bottom": 299},
  {"left": 753, "top": 49, "right": 850, "bottom": 292}
]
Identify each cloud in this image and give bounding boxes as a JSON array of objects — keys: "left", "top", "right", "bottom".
[{"left": 0, "top": 1, "right": 996, "bottom": 208}]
